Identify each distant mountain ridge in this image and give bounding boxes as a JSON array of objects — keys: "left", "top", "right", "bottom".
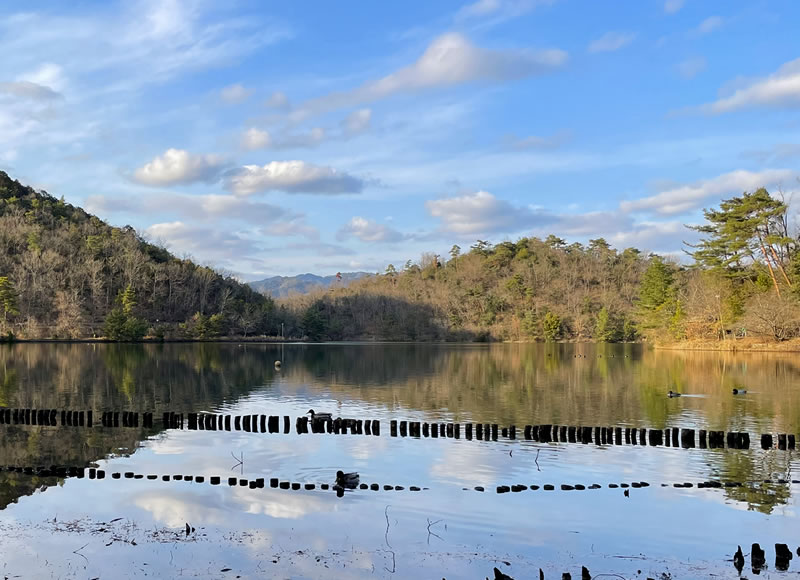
[{"left": 249, "top": 272, "right": 371, "bottom": 298}]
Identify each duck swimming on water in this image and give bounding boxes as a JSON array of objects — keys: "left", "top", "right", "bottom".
[
  {"left": 307, "top": 409, "right": 332, "bottom": 421},
  {"left": 336, "top": 470, "right": 359, "bottom": 488},
  {"left": 667, "top": 390, "right": 681, "bottom": 398},
  {"left": 732, "top": 388, "right": 747, "bottom": 395}
]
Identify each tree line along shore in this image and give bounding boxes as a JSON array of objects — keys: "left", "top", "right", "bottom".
[{"left": 1, "top": 170, "right": 798, "bottom": 345}]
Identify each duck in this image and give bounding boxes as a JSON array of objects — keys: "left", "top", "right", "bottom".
[
  {"left": 307, "top": 409, "right": 332, "bottom": 421},
  {"left": 732, "top": 388, "right": 747, "bottom": 395},
  {"left": 667, "top": 390, "right": 681, "bottom": 398},
  {"left": 335, "top": 470, "right": 359, "bottom": 489}
]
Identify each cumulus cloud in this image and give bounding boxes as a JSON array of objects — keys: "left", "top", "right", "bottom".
[
  {"left": 220, "top": 83, "right": 253, "bottom": 104},
  {"left": 132, "top": 148, "right": 227, "bottom": 186},
  {"left": 677, "top": 57, "right": 707, "bottom": 79},
  {"left": 337, "top": 217, "right": 405, "bottom": 243},
  {"left": 426, "top": 190, "right": 549, "bottom": 235},
  {"left": 588, "top": 32, "right": 637, "bottom": 53},
  {"left": 692, "top": 16, "right": 722, "bottom": 36},
  {"left": 241, "top": 127, "right": 272, "bottom": 150},
  {"left": 700, "top": 57, "right": 800, "bottom": 114},
  {"left": 341, "top": 109, "right": 372, "bottom": 135},
  {"left": 620, "top": 169, "right": 797, "bottom": 215},
  {"left": 226, "top": 160, "right": 364, "bottom": 195},
  {"left": 291, "top": 33, "right": 566, "bottom": 119},
  {"left": 664, "top": 0, "right": 684, "bottom": 14}
]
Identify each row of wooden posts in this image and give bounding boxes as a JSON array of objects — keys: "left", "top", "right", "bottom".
[
  {"left": 2, "top": 465, "right": 797, "bottom": 495},
  {"left": 389, "top": 420, "right": 794, "bottom": 451},
  {"left": 2, "top": 407, "right": 799, "bottom": 451},
  {"left": 735, "top": 543, "right": 798, "bottom": 573},
  {"left": 0, "top": 465, "right": 421, "bottom": 492}
]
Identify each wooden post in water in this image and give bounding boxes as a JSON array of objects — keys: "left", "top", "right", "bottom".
[
  {"left": 465, "top": 423, "right": 472, "bottom": 440},
  {"left": 391, "top": 420, "right": 398, "bottom": 437},
  {"left": 761, "top": 434, "right": 773, "bottom": 450}
]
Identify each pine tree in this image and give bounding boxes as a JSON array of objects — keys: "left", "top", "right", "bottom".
[{"left": 687, "top": 189, "right": 794, "bottom": 294}]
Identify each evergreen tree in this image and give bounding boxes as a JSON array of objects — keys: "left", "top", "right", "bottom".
[
  {"left": 687, "top": 189, "right": 794, "bottom": 293},
  {"left": 0, "top": 277, "right": 19, "bottom": 323},
  {"left": 542, "top": 311, "right": 561, "bottom": 342}
]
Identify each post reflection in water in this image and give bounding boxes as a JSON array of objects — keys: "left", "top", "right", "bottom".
[{"left": 1, "top": 342, "right": 799, "bottom": 578}]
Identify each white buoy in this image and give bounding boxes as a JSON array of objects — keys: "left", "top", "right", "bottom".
[{"left": 274, "top": 360, "right": 282, "bottom": 369}]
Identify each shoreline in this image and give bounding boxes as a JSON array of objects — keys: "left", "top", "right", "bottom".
[
  {"left": 654, "top": 338, "right": 800, "bottom": 353},
  {"left": 5, "top": 337, "right": 798, "bottom": 352}
]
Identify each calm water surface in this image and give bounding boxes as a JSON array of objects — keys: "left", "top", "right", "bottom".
[{"left": 1, "top": 342, "right": 800, "bottom": 579}]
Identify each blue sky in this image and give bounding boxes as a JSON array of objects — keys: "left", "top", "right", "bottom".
[{"left": 1, "top": 0, "right": 799, "bottom": 279}]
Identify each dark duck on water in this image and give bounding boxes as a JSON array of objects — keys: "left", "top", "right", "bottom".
[
  {"left": 335, "top": 470, "right": 359, "bottom": 489},
  {"left": 667, "top": 390, "right": 681, "bottom": 398},
  {"left": 307, "top": 409, "right": 332, "bottom": 421}
]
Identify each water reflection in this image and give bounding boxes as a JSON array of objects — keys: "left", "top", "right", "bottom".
[{"left": 1, "top": 342, "right": 800, "bottom": 577}]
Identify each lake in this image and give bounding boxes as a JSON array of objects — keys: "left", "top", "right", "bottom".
[{"left": 1, "top": 342, "right": 799, "bottom": 579}]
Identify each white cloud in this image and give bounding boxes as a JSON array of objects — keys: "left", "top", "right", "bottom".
[
  {"left": 0, "top": 81, "right": 61, "bottom": 100},
  {"left": 132, "top": 148, "right": 227, "bottom": 186},
  {"left": 677, "top": 57, "right": 707, "bottom": 79},
  {"left": 240, "top": 127, "right": 328, "bottom": 150},
  {"left": 701, "top": 57, "right": 800, "bottom": 114},
  {"left": 266, "top": 91, "right": 290, "bottom": 108},
  {"left": 458, "top": 0, "right": 503, "bottom": 18},
  {"left": 287, "top": 241, "right": 356, "bottom": 257},
  {"left": 664, "top": 0, "right": 684, "bottom": 14},
  {"left": 337, "top": 217, "right": 405, "bottom": 243},
  {"left": 220, "top": 83, "right": 253, "bottom": 104},
  {"left": 426, "top": 190, "right": 547, "bottom": 235},
  {"left": 85, "top": 192, "right": 318, "bottom": 238},
  {"left": 145, "top": 221, "right": 261, "bottom": 262},
  {"left": 2, "top": 2, "right": 292, "bottom": 95},
  {"left": 620, "top": 169, "right": 797, "bottom": 215},
  {"left": 292, "top": 33, "right": 567, "bottom": 119},
  {"left": 226, "top": 160, "right": 365, "bottom": 195},
  {"left": 262, "top": 220, "right": 320, "bottom": 240},
  {"left": 342, "top": 109, "right": 372, "bottom": 136},
  {"left": 455, "top": 0, "right": 556, "bottom": 25},
  {"left": 20, "top": 63, "right": 67, "bottom": 92},
  {"left": 241, "top": 127, "right": 272, "bottom": 150},
  {"left": 588, "top": 32, "right": 637, "bottom": 53},
  {"left": 692, "top": 16, "right": 722, "bottom": 36}
]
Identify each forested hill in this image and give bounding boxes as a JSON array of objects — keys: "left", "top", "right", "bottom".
[
  {"left": 249, "top": 272, "right": 370, "bottom": 297},
  {"left": 1, "top": 171, "right": 797, "bottom": 344},
  {"left": 0, "top": 171, "right": 277, "bottom": 340},
  {"left": 281, "top": 188, "right": 800, "bottom": 343}
]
